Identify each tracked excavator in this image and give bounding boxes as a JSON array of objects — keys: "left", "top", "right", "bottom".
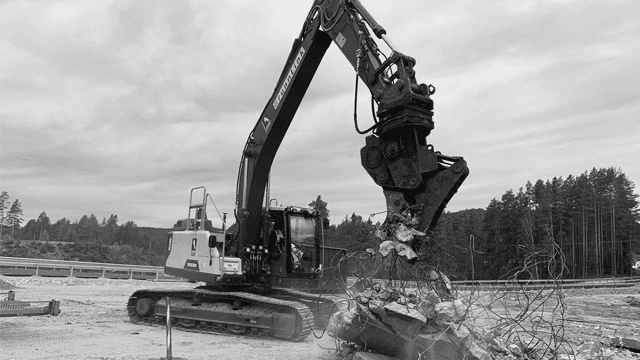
[{"left": 127, "top": 0, "right": 468, "bottom": 341}]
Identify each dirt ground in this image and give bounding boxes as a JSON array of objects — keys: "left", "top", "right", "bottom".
[
  {"left": 562, "top": 286, "right": 640, "bottom": 348},
  {"left": 0, "top": 276, "right": 339, "bottom": 360},
  {"left": 1, "top": 275, "right": 639, "bottom": 360}
]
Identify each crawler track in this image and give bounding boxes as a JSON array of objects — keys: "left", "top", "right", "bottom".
[{"left": 127, "top": 288, "right": 314, "bottom": 342}]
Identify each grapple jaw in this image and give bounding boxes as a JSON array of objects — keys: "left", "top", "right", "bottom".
[
  {"left": 381, "top": 155, "right": 468, "bottom": 233},
  {"left": 360, "top": 124, "right": 468, "bottom": 233}
]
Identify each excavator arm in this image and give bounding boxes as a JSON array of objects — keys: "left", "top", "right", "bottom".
[{"left": 235, "top": 0, "right": 468, "bottom": 251}]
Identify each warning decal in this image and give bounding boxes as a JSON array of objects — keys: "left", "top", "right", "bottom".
[{"left": 262, "top": 117, "right": 272, "bottom": 133}]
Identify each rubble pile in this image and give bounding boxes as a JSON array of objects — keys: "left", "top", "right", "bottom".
[
  {"left": 326, "top": 209, "right": 494, "bottom": 359},
  {"left": 328, "top": 277, "right": 491, "bottom": 360}
]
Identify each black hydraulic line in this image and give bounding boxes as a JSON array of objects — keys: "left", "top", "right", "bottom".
[
  {"left": 349, "top": 0, "right": 386, "bottom": 38},
  {"left": 352, "top": 73, "right": 377, "bottom": 135}
]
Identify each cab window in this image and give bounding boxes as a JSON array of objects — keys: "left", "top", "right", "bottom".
[{"left": 289, "top": 216, "right": 316, "bottom": 246}]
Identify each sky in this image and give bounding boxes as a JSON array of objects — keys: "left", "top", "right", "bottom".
[{"left": 1, "top": 0, "right": 639, "bottom": 229}]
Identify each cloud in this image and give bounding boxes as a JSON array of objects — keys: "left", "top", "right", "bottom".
[{"left": 1, "top": 0, "right": 639, "bottom": 228}]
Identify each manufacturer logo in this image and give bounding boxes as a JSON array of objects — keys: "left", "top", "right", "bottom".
[
  {"left": 184, "top": 259, "right": 199, "bottom": 271},
  {"left": 273, "top": 47, "right": 306, "bottom": 110}
]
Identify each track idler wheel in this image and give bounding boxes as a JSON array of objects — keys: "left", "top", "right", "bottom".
[{"left": 134, "top": 297, "right": 155, "bottom": 317}]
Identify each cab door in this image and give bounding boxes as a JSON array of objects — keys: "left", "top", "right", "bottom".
[{"left": 286, "top": 214, "right": 320, "bottom": 276}]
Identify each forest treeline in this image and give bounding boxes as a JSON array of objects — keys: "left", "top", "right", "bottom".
[
  {"left": 430, "top": 167, "right": 640, "bottom": 280},
  {"left": 1, "top": 167, "right": 639, "bottom": 279},
  {"left": 315, "top": 167, "right": 640, "bottom": 280}
]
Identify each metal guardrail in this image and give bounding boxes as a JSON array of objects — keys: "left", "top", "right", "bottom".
[
  {"left": 346, "top": 276, "right": 640, "bottom": 291},
  {"left": 0, "top": 256, "right": 174, "bottom": 281},
  {"left": 3, "top": 257, "right": 638, "bottom": 289}
]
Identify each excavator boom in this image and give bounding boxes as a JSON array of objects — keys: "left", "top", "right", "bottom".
[{"left": 236, "top": 0, "right": 468, "bottom": 252}]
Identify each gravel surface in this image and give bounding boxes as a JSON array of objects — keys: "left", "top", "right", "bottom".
[
  {"left": 0, "top": 275, "right": 339, "bottom": 360},
  {"left": 1, "top": 275, "right": 639, "bottom": 360},
  {"left": 0, "top": 278, "right": 17, "bottom": 290}
]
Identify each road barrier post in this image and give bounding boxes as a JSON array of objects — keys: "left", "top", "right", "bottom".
[
  {"left": 158, "top": 296, "right": 186, "bottom": 360},
  {"left": 129, "top": 268, "right": 133, "bottom": 280},
  {"left": 35, "top": 263, "right": 39, "bottom": 276},
  {"left": 70, "top": 266, "right": 74, "bottom": 278},
  {"left": 102, "top": 267, "right": 106, "bottom": 278},
  {"left": 166, "top": 296, "right": 172, "bottom": 359}
]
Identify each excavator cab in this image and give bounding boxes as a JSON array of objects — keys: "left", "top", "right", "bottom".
[
  {"left": 266, "top": 207, "right": 320, "bottom": 276},
  {"left": 265, "top": 206, "right": 346, "bottom": 293}
]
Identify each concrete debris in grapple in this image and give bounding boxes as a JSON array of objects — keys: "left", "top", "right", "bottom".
[{"left": 376, "top": 209, "right": 427, "bottom": 261}]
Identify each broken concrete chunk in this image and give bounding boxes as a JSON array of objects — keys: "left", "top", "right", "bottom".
[
  {"left": 575, "top": 341, "right": 602, "bottom": 360},
  {"left": 363, "top": 289, "right": 373, "bottom": 299},
  {"left": 442, "top": 275, "right": 452, "bottom": 292},
  {"left": 418, "top": 288, "right": 441, "bottom": 304},
  {"left": 420, "top": 319, "right": 441, "bottom": 334},
  {"left": 416, "top": 289, "right": 440, "bottom": 319},
  {"left": 368, "top": 299, "right": 385, "bottom": 316},
  {"left": 381, "top": 302, "right": 427, "bottom": 341},
  {"left": 327, "top": 310, "right": 356, "bottom": 338},
  {"left": 383, "top": 302, "right": 427, "bottom": 323},
  {"left": 429, "top": 270, "right": 441, "bottom": 281},
  {"left": 379, "top": 240, "right": 395, "bottom": 257},
  {"left": 397, "top": 295, "right": 407, "bottom": 305},
  {"left": 394, "top": 242, "right": 417, "bottom": 260},
  {"left": 395, "top": 224, "right": 414, "bottom": 243},
  {"left": 446, "top": 323, "right": 472, "bottom": 346},
  {"left": 488, "top": 337, "right": 510, "bottom": 354},
  {"left": 356, "top": 294, "right": 370, "bottom": 305},
  {"left": 410, "top": 228, "right": 425, "bottom": 237},
  {"left": 507, "top": 343, "right": 523, "bottom": 357},
  {"left": 412, "top": 333, "right": 459, "bottom": 359},
  {"left": 434, "top": 299, "right": 466, "bottom": 324},
  {"left": 377, "top": 290, "right": 390, "bottom": 301},
  {"left": 416, "top": 299, "right": 437, "bottom": 319}
]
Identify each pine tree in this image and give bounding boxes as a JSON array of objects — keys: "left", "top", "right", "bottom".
[
  {"left": 0, "top": 191, "right": 9, "bottom": 237},
  {"left": 308, "top": 195, "right": 330, "bottom": 220},
  {"left": 36, "top": 212, "right": 51, "bottom": 241},
  {"left": 7, "top": 199, "right": 23, "bottom": 238}
]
